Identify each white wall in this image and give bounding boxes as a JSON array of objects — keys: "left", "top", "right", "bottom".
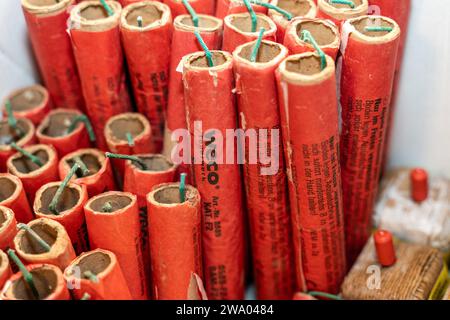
[{"left": 0, "top": 0, "right": 449, "bottom": 177}]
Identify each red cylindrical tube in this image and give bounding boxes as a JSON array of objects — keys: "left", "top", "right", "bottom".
[
  {"left": 339, "top": 16, "right": 400, "bottom": 266},
  {"left": 0, "top": 118, "right": 36, "bottom": 173},
  {"left": 7, "top": 144, "right": 59, "bottom": 205},
  {"left": 374, "top": 229, "right": 396, "bottom": 267},
  {"left": 84, "top": 192, "right": 151, "bottom": 300},
  {"left": 69, "top": 1, "right": 132, "bottom": 150},
  {"left": 59, "top": 148, "right": 116, "bottom": 197},
  {"left": 269, "top": 0, "right": 317, "bottom": 42},
  {"left": 410, "top": 168, "right": 428, "bottom": 203},
  {"left": 104, "top": 113, "right": 154, "bottom": 176},
  {"left": 36, "top": 109, "right": 92, "bottom": 158},
  {"left": 215, "top": 0, "right": 268, "bottom": 20},
  {"left": 21, "top": 0, "right": 84, "bottom": 111},
  {"left": 123, "top": 154, "right": 177, "bottom": 208},
  {"left": 232, "top": 41, "right": 294, "bottom": 300},
  {"left": 34, "top": 182, "right": 89, "bottom": 255},
  {"left": 183, "top": 51, "right": 245, "bottom": 300},
  {"left": 147, "top": 183, "right": 202, "bottom": 299},
  {"left": 64, "top": 249, "right": 132, "bottom": 300},
  {"left": 162, "top": 0, "right": 215, "bottom": 18},
  {"left": 222, "top": 13, "right": 277, "bottom": 53},
  {"left": 276, "top": 53, "right": 346, "bottom": 293},
  {"left": 283, "top": 18, "right": 340, "bottom": 59},
  {"left": 292, "top": 292, "right": 317, "bottom": 300},
  {"left": 14, "top": 218, "right": 77, "bottom": 270},
  {"left": 0, "top": 206, "right": 17, "bottom": 251},
  {"left": 120, "top": 2, "right": 173, "bottom": 153},
  {"left": 0, "top": 249, "right": 12, "bottom": 289},
  {"left": 317, "top": 0, "right": 368, "bottom": 28},
  {"left": 0, "top": 263, "right": 70, "bottom": 300},
  {"left": 2, "top": 85, "right": 51, "bottom": 126},
  {"left": 164, "top": 14, "right": 223, "bottom": 171},
  {"left": 0, "top": 173, "right": 34, "bottom": 223}
]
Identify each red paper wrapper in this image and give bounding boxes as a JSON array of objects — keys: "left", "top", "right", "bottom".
[
  {"left": 0, "top": 206, "right": 17, "bottom": 251},
  {"left": 284, "top": 17, "right": 340, "bottom": 59},
  {"left": 84, "top": 192, "right": 151, "bottom": 300},
  {"left": 14, "top": 218, "right": 77, "bottom": 270},
  {"left": 223, "top": 13, "right": 277, "bottom": 53},
  {"left": 232, "top": 41, "right": 294, "bottom": 299},
  {"left": 22, "top": 0, "right": 84, "bottom": 111},
  {"left": 0, "top": 173, "right": 34, "bottom": 223},
  {"left": 0, "top": 263, "right": 70, "bottom": 300},
  {"left": 215, "top": 0, "right": 268, "bottom": 20},
  {"left": 164, "top": 14, "right": 223, "bottom": 172},
  {"left": 34, "top": 182, "right": 89, "bottom": 255},
  {"left": 317, "top": 0, "right": 368, "bottom": 28},
  {"left": 120, "top": 2, "right": 173, "bottom": 152},
  {"left": 339, "top": 16, "right": 400, "bottom": 265},
  {"left": 2, "top": 85, "right": 51, "bottom": 127},
  {"left": 0, "top": 249, "right": 12, "bottom": 289},
  {"left": 183, "top": 51, "right": 245, "bottom": 300},
  {"left": 162, "top": 0, "right": 215, "bottom": 18},
  {"left": 64, "top": 249, "right": 132, "bottom": 300},
  {"left": 69, "top": 1, "right": 131, "bottom": 150},
  {"left": 147, "top": 183, "right": 202, "bottom": 299},
  {"left": 7, "top": 144, "right": 59, "bottom": 205},
  {"left": 0, "top": 118, "right": 36, "bottom": 173},
  {"left": 104, "top": 113, "right": 154, "bottom": 178},
  {"left": 59, "top": 148, "right": 116, "bottom": 197},
  {"left": 123, "top": 154, "right": 177, "bottom": 208},
  {"left": 36, "top": 109, "right": 91, "bottom": 158},
  {"left": 276, "top": 53, "right": 346, "bottom": 293},
  {"left": 269, "top": 0, "right": 317, "bottom": 42}
]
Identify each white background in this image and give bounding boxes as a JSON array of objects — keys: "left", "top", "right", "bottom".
[{"left": 0, "top": 0, "right": 449, "bottom": 177}]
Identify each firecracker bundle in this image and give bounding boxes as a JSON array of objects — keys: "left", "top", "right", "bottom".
[{"left": 1, "top": 0, "right": 448, "bottom": 302}]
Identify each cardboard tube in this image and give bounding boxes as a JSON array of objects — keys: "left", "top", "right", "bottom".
[
  {"left": 123, "top": 154, "right": 177, "bottom": 208},
  {"left": 339, "top": 16, "right": 400, "bottom": 266},
  {"left": 84, "top": 191, "right": 151, "bottom": 300},
  {"left": 0, "top": 249, "right": 12, "bottom": 289},
  {"left": 34, "top": 182, "right": 89, "bottom": 255},
  {"left": 0, "top": 174, "right": 34, "bottom": 223},
  {"left": 222, "top": 13, "right": 277, "bottom": 53},
  {"left": 276, "top": 53, "right": 347, "bottom": 293},
  {"left": 317, "top": 0, "right": 368, "bottom": 28},
  {"left": 147, "top": 183, "right": 202, "bottom": 299},
  {"left": 215, "top": 0, "right": 269, "bottom": 20},
  {"left": 104, "top": 113, "right": 154, "bottom": 177},
  {"left": 183, "top": 51, "right": 245, "bottom": 300},
  {"left": 164, "top": 14, "right": 223, "bottom": 168},
  {"left": 69, "top": 1, "right": 132, "bottom": 150},
  {"left": 0, "top": 263, "right": 70, "bottom": 300},
  {"left": 269, "top": 0, "right": 317, "bottom": 42},
  {"left": 64, "top": 249, "right": 132, "bottom": 300},
  {"left": 59, "top": 148, "right": 116, "bottom": 197},
  {"left": 283, "top": 18, "right": 340, "bottom": 59},
  {"left": 7, "top": 144, "right": 59, "bottom": 205},
  {"left": 21, "top": 0, "right": 85, "bottom": 111},
  {"left": 162, "top": 0, "right": 215, "bottom": 18},
  {"left": 36, "top": 109, "right": 92, "bottom": 158},
  {"left": 2, "top": 85, "right": 51, "bottom": 127},
  {"left": 14, "top": 218, "right": 76, "bottom": 270},
  {"left": 0, "top": 118, "right": 36, "bottom": 173},
  {"left": 232, "top": 41, "right": 294, "bottom": 299},
  {"left": 120, "top": 2, "right": 172, "bottom": 153},
  {"left": 0, "top": 206, "right": 17, "bottom": 251}
]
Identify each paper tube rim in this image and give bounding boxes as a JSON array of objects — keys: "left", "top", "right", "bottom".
[
  {"left": 269, "top": 0, "right": 317, "bottom": 27},
  {"left": 147, "top": 182, "right": 200, "bottom": 208},
  {"left": 21, "top": 0, "right": 73, "bottom": 16},
  {"left": 120, "top": 0, "right": 172, "bottom": 31},
  {"left": 126, "top": 153, "right": 177, "bottom": 174},
  {"left": 0, "top": 118, "right": 35, "bottom": 152},
  {"left": 183, "top": 50, "right": 233, "bottom": 72},
  {"left": 0, "top": 206, "right": 15, "bottom": 235},
  {"left": 346, "top": 15, "right": 401, "bottom": 45},
  {"left": 59, "top": 148, "right": 108, "bottom": 184},
  {"left": 224, "top": 12, "right": 277, "bottom": 36},
  {"left": 287, "top": 17, "right": 340, "bottom": 50},
  {"left": 85, "top": 191, "right": 137, "bottom": 215},
  {"left": 36, "top": 108, "right": 85, "bottom": 141},
  {"left": 174, "top": 14, "right": 223, "bottom": 33},
  {"left": 318, "top": 0, "right": 368, "bottom": 20},
  {"left": 70, "top": 0, "right": 122, "bottom": 32},
  {"left": 278, "top": 52, "right": 336, "bottom": 85},
  {"left": 0, "top": 174, "right": 25, "bottom": 206},
  {"left": 104, "top": 112, "right": 152, "bottom": 147},
  {"left": 2, "top": 84, "right": 49, "bottom": 117},
  {"left": 7, "top": 144, "right": 57, "bottom": 179},
  {"left": 232, "top": 40, "right": 289, "bottom": 68}
]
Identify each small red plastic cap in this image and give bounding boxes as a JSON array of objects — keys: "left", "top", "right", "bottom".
[
  {"left": 410, "top": 168, "right": 428, "bottom": 202},
  {"left": 374, "top": 230, "right": 396, "bottom": 267}
]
